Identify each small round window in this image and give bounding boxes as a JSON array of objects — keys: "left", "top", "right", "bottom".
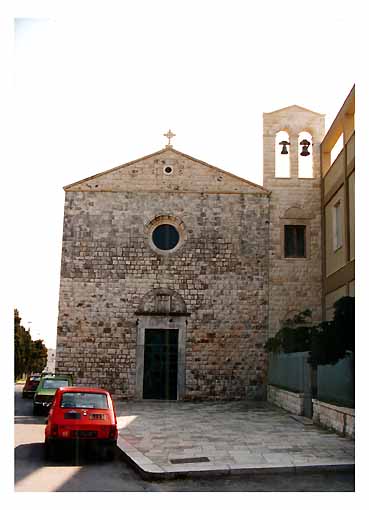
[
  {"left": 163, "top": 166, "right": 173, "bottom": 175},
  {"left": 152, "top": 224, "right": 179, "bottom": 250}
]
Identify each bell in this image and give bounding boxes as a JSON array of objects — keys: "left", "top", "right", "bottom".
[
  {"left": 279, "top": 140, "right": 290, "bottom": 155},
  {"left": 300, "top": 139, "right": 311, "bottom": 157}
]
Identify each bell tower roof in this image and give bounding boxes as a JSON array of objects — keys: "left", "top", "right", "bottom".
[{"left": 264, "top": 105, "right": 325, "bottom": 117}]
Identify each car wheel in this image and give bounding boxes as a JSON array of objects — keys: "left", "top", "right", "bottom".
[
  {"left": 102, "top": 445, "right": 115, "bottom": 462},
  {"left": 45, "top": 440, "right": 57, "bottom": 461},
  {"left": 33, "top": 405, "right": 40, "bottom": 416}
]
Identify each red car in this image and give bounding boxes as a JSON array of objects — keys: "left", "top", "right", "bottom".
[
  {"left": 44, "top": 387, "right": 118, "bottom": 460},
  {"left": 22, "top": 374, "right": 41, "bottom": 398}
]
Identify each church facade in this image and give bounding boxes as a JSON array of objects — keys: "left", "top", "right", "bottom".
[{"left": 56, "top": 106, "right": 325, "bottom": 400}]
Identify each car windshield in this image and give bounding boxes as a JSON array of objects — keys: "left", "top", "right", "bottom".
[
  {"left": 30, "top": 376, "right": 40, "bottom": 381},
  {"left": 60, "top": 392, "right": 109, "bottom": 409},
  {"left": 42, "top": 379, "right": 69, "bottom": 389}
]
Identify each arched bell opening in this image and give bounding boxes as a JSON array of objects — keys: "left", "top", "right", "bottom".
[
  {"left": 298, "top": 131, "right": 313, "bottom": 178},
  {"left": 275, "top": 131, "right": 291, "bottom": 178}
]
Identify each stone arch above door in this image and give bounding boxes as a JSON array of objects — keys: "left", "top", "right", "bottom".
[
  {"left": 137, "top": 288, "right": 188, "bottom": 315},
  {"left": 135, "top": 288, "right": 188, "bottom": 400}
]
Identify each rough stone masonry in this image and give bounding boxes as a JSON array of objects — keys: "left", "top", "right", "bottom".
[
  {"left": 56, "top": 106, "right": 325, "bottom": 400},
  {"left": 56, "top": 148, "right": 270, "bottom": 400}
]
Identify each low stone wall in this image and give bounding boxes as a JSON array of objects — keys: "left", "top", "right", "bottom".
[
  {"left": 268, "top": 386, "right": 355, "bottom": 439},
  {"left": 312, "top": 399, "right": 355, "bottom": 439},
  {"left": 267, "top": 385, "right": 304, "bottom": 415}
]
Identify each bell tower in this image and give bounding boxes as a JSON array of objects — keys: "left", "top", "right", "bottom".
[{"left": 263, "top": 105, "right": 325, "bottom": 337}]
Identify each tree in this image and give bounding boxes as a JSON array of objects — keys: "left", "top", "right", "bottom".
[
  {"left": 30, "top": 339, "right": 48, "bottom": 373},
  {"left": 264, "top": 297, "right": 355, "bottom": 367},
  {"left": 14, "top": 309, "right": 48, "bottom": 380},
  {"left": 14, "top": 309, "right": 31, "bottom": 380},
  {"left": 308, "top": 297, "right": 354, "bottom": 368},
  {"left": 264, "top": 309, "right": 313, "bottom": 354}
]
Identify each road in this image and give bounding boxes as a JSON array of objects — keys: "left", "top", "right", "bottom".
[{"left": 14, "top": 384, "right": 354, "bottom": 492}]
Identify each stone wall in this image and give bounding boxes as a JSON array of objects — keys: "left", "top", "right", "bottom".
[
  {"left": 267, "top": 385, "right": 304, "bottom": 415},
  {"left": 56, "top": 150, "right": 270, "bottom": 400},
  {"left": 312, "top": 399, "right": 355, "bottom": 438},
  {"left": 268, "top": 388, "right": 355, "bottom": 438}
]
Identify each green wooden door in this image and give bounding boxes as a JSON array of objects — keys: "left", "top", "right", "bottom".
[{"left": 143, "top": 329, "right": 178, "bottom": 400}]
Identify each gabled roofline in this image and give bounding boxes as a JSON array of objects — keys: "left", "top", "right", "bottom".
[
  {"left": 64, "top": 147, "right": 269, "bottom": 194},
  {"left": 263, "top": 104, "right": 325, "bottom": 117},
  {"left": 64, "top": 148, "right": 168, "bottom": 190}
]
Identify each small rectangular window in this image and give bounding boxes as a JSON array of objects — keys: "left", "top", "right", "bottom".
[
  {"left": 284, "top": 225, "right": 306, "bottom": 258},
  {"left": 60, "top": 392, "right": 109, "bottom": 409},
  {"left": 333, "top": 201, "right": 343, "bottom": 250}
]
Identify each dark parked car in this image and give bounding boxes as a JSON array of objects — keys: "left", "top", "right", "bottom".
[
  {"left": 44, "top": 387, "right": 118, "bottom": 460},
  {"left": 22, "top": 375, "right": 41, "bottom": 398},
  {"left": 33, "top": 374, "right": 73, "bottom": 415}
]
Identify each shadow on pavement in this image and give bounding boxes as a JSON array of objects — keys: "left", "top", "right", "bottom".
[
  {"left": 14, "top": 416, "right": 47, "bottom": 425},
  {"left": 15, "top": 442, "right": 126, "bottom": 487},
  {"left": 54, "top": 456, "right": 147, "bottom": 492},
  {"left": 14, "top": 443, "right": 355, "bottom": 492},
  {"left": 14, "top": 442, "right": 45, "bottom": 486}
]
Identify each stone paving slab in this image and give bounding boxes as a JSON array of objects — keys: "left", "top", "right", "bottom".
[{"left": 114, "top": 400, "right": 355, "bottom": 479}]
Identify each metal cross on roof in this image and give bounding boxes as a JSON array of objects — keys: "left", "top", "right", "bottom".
[{"left": 163, "top": 129, "right": 176, "bottom": 147}]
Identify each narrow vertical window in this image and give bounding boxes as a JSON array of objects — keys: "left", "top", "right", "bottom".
[
  {"left": 333, "top": 201, "right": 343, "bottom": 250},
  {"left": 275, "top": 131, "right": 290, "bottom": 178},
  {"left": 298, "top": 132, "right": 313, "bottom": 178},
  {"left": 284, "top": 225, "right": 306, "bottom": 258}
]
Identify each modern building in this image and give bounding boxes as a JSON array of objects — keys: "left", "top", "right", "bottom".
[{"left": 321, "top": 86, "right": 355, "bottom": 319}]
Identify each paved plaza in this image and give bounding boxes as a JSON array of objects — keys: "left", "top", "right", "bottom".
[{"left": 115, "top": 400, "right": 355, "bottom": 478}]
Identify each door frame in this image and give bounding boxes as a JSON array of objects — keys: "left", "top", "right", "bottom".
[
  {"left": 135, "top": 315, "right": 187, "bottom": 400},
  {"left": 142, "top": 328, "right": 179, "bottom": 400}
]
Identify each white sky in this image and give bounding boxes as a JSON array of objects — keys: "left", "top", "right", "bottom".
[{"left": 6, "top": 0, "right": 357, "bottom": 350}]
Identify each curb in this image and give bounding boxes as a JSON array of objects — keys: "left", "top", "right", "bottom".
[{"left": 116, "top": 438, "right": 355, "bottom": 481}]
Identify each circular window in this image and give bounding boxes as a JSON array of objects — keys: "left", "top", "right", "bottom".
[
  {"left": 163, "top": 166, "right": 173, "bottom": 175},
  {"left": 152, "top": 224, "right": 179, "bottom": 250},
  {"left": 146, "top": 215, "right": 186, "bottom": 255}
]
